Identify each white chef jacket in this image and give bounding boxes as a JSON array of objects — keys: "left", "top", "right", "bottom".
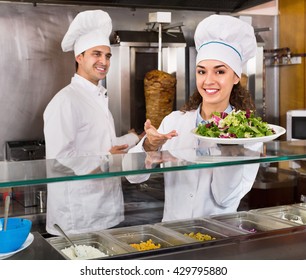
[
  {"left": 43, "top": 74, "right": 139, "bottom": 235},
  {"left": 127, "top": 109, "right": 262, "bottom": 221}
]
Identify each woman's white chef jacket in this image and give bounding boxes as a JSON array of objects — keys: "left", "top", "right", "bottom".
[
  {"left": 43, "top": 74, "right": 139, "bottom": 235},
  {"left": 127, "top": 109, "right": 262, "bottom": 222}
]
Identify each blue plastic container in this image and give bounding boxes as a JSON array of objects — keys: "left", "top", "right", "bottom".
[{"left": 0, "top": 218, "right": 32, "bottom": 253}]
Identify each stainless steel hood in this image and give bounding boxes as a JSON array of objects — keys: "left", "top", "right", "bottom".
[{"left": 4, "top": 0, "right": 272, "bottom": 13}]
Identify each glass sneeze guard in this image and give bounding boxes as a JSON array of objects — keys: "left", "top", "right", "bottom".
[{"left": 0, "top": 140, "right": 306, "bottom": 188}]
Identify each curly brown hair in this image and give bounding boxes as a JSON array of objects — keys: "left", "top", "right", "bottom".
[{"left": 180, "top": 82, "right": 255, "bottom": 113}]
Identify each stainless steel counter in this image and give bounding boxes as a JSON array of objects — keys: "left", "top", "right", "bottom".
[
  {"left": 6, "top": 232, "right": 64, "bottom": 260},
  {"left": 6, "top": 225, "right": 306, "bottom": 260},
  {"left": 144, "top": 226, "right": 306, "bottom": 260},
  {"left": 3, "top": 201, "right": 306, "bottom": 260}
]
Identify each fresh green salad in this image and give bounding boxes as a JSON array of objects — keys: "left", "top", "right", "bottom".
[{"left": 196, "top": 110, "right": 275, "bottom": 139}]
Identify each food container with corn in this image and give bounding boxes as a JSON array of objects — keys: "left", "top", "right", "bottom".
[
  {"left": 155, "top": 218, "right": 247, "bottom": 243},
  {"left": 104, "top": 224, "right": 192, "bottom": 252}
]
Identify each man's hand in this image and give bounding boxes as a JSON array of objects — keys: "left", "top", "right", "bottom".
[{"left": 109, "top": 144, "right": 129, "bottom": 154}]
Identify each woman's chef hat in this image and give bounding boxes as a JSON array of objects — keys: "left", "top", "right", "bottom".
[
  {"left": 194, "top": 15, "right": 256, "bottom": 78},
  {"left": 61, "top": 10, "right": 112, "bottom": 56}
]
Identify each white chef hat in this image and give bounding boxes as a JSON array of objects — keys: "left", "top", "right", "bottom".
[
  {"left": 61, "top": 10, "right": 112, "bottom": 56},
  {"left": 194, "top": 15, "right": 256, "bottom": 78}
]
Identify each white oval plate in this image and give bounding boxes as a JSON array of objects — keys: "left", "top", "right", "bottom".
[
  {"left": 191, "top": 124, "right": 286, "bottom": 145},
  {"left": 0, "top": 233, "right": 34, "bottom": 259}
]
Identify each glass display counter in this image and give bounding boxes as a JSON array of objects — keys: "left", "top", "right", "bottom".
[
  {"left": 1, "top": 139, "right": 306, "bottom": 260},
  {"left": 0, "top": 140, "right": 306, "bottom": 188}
]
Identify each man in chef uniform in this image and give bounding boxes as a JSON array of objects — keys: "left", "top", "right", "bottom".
[{"left": 43, "top": 10, "right": 140, "bottom": 235}]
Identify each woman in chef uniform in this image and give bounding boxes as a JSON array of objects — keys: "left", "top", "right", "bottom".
[
  {"left": 43, "top": 10, "right": 140, "bottom": 235},
  {"left": 126, "top": 15, "right": 262, "bottom": 221}
]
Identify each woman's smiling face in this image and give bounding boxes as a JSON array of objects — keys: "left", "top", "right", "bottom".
[{"left": 196, "top": 59, "right": 240, "bottom": 111}]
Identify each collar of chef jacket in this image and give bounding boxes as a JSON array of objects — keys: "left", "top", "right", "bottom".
[{"left": 73, "top": 73, "right": 107, "bottom": 97}]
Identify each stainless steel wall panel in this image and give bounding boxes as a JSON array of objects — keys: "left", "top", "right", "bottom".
[
  {"left": 0, "top": 3, "right": 77, "bottom": 159},
  {"left": 0, "top": 2, "right": 277, "bottom": 159}
]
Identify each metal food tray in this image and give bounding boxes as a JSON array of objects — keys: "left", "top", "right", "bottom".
[
  {"left": 210, "top": 211, "right": 297, "bottom": 234},
  {"left": 104, "top": 224, "right": 193, "bottom": 252},
  {"left": 251, "top": 205, "right": 306, "bottom": 225},
  {"left": 155, "top": 218, "right": 247, "bottom": 243},
  {"left": 47, "top": 232, "right": 131, "bottom": 259},
  {"left": 292, "top": 203, "right": 306, "bottom": 209}
]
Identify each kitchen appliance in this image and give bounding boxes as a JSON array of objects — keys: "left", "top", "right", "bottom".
[
  {"left": 5, "top": 140, "right": 47, "bottom": 208},
  {"left": 286, "top": 110, "right": 306, "bottom": 174},
  {"left": 106, "top": 30, "right": 187, "bottom": 135},
  {"left": 286, "top": 110, "right": 306, "bottom": 141}
]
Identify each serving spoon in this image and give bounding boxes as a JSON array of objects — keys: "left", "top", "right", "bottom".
[
  {"left": 3, "top": 196, "right": 10, "bottom": 231},
  {"left": 53, "top": 223, "right": 85, "bottom": 258}
]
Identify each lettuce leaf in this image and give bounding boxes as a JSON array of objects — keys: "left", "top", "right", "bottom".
[{"left": 196, "top": 110, "right": 275, "bottom": 139}]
